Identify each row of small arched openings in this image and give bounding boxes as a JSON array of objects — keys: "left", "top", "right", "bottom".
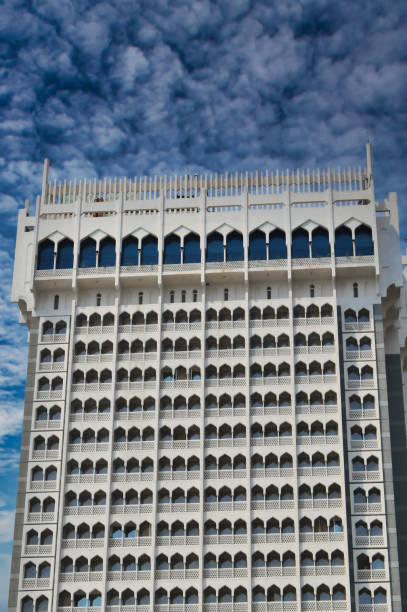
[
  {"left": 36, "top": 223, "right": 374, "bottom": 270},
  {"left": 60, "top": 516, "right": 345, "bottom": 539},
  {"left": 26, "top": 585, "right": 384, "bottom": 612},
  {"left": 63, "top": 451, "right": 340, "bottom": 476}
]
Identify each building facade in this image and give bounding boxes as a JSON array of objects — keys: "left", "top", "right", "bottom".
[{"left": 8, "top": 146, "right": 407, "bottom": 612}]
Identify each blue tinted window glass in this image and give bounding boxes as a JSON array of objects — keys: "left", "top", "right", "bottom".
[
  {"left": 56, "top": 238, "right": 74, "bottom": 269},
  {"left": 269, "top": 229, "right": 287, "bottom": 259},
  {"left": 335, "top": 226, "right": 353, "bottom": 257},
  {"left": 79, "top": 238, "right": 97, "bottom": 268},
  {"left": 355, "top": 225, "right": 374, "bottom": 255},
  {"left": 37, "top": 239, "right": 54, "bottom": 270},
  {"left": 184, "top": 233, "right": 201, "bottom": 263},
  {"left": 141, "top": 235, "right": 158, "bottom": 265},
  {"left": 291, "top": 228, "right": 309, "bottom": 259},
  {"left": 98, "top": 237, "right": 116, "bottom": 267},
  {"left": 226, "top": 231, "right": 244, "bottom": 261},
  {"left": 249, "top": 230, "right": 266, "bottom": 261},
  {"left": 121, "top": 236, "right": 138, "bottom": 266},
  {"left": 164, "top": 234, "right": 181, "bottom": 264},
  {"left": 311, "top": 227, "right": 330, "bottom": 258},
  {"left": 206, "top": 232, "right": 224, "bottom": 262}
]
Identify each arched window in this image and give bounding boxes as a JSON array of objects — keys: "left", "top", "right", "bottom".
[
  {"left": 335, "top": 225, "right": 353, "bottom": 257},
  {"left": 56, "top": 238, "right": 74, "bottom": 269},
  {"left": 224, "top": 288, "right": 229, "bottom": 302},
  {"left": 141, "top": 235, "right": 158, "bottom": 265},
  {"left": 184, "top": 232, "right": 201, "bottom": 264},
  {"left": 53, "top": 295, "right": 59, "bottom": 310},
  {"left": 138, "top": 292, "right": 143, "bottom": 305},
  {"left": 355, "top": 224, "right": 374, "bottom": 256},
  {"left": 226, "top": 231, "right": 244, "bottom": 261},
  {"left": 312, "top": 226, "right": 330, "bottom": 258},
  {"left": 249, "top": 229, "right": 266, "bottom": 261},
  {"left": 37, "top": 239, "right": 54, "bottom": 270},
  {"left": 164, "top": 234, "right": 181, "bottom": 264},
  {"left": 266, "top": 286, "right": 272, "bottom": 299},
  {"left": 353, "top": 283, "right": 358, "bottom": 298},
  {"left": 206, "top": 231, "right": 224, "bottom": 262},
  {"left": 79, "top": 237, "right": 97, "bottom": 268},
  {"left": 121, "top": 235, "right": 138, "bottom": 266},
  {"left": 21, "top": 596, "right": 34, "bottom": 611},
  {"left": 96, "top": 293, "right": 101, "bottom": 307},
  {"left": 269, "top": 229, "right": 287, "bottom": 259},
  {"left": 291, "top": 227, "right": 309, "bottom": 259},
  {"left": 98, "top": 236, "right": 116, "bottom": 267}
]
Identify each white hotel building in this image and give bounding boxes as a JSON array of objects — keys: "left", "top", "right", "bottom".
[{"left": 8, "top": 146, "right": 407, "bottom": 612}]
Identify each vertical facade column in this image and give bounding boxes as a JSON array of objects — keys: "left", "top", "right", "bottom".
[{"left": 284, "top": 181, "right": 303, "bottom": 604}]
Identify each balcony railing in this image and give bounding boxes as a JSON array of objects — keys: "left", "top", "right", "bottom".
[
  {"left": 38, "top": 361, "right": 66, "bottom": 371},
  {"left": 251, "top": 567, "right": 296, "bottom": 577},
  {"left": 159, "top": 471, "right": 200, "bottom": 481},
  {"left": 36, "top": 389, "right": 63, "bottom": 400},
  {"left": 110, "top": 504, "right": 153, "bottom": 515},
  {"left": 297, "top": 466, "right": 341, "bottom": 477},
  {"left": 250, "top": 468, "right": 294, "bottom": 479},
  {"left": 60, "top": 571, "right": 104, "bottom": 582},
  {"left": 351, "top": 470, "right": 381, "bottom": 482},
  {"left": 205, "top": 469, "right": 247, "bottom": 480},
  {"left": 40, "top": 333, "right": 67, "bottom": 343},
  {"left": 345, "top": 350, "right": 373, "bottom": 360},
  {"left": 343, "top": 321, "right": 372, "bottom": 331},
  {"left": 296, "top": 435, "right": 339, "bottom": 446},
  {"left": 75, "top": 325, "right": 115, "bottom": 335},
  {"left": 350, "top": 439, "right": 378, "bottom": 450},
  {"left": 62, "top": 538, "right": 105, "bottom": 549},
  {"left": 24, "top": 544, "right": 53, "bottom": 555},
  {"left": 252, "top": 533, "right": 295, "bottom": 544},
  {"left": 203, "top": 534, "right": 247, "bottom": 545},
  {"left": 22, "top": 577, "right": 50, "bottom": 588},
  {"left": 299, "top": 532, "right": 344, "bottom": 542},
  {"left": 27, "top": 511, "right": 55, "bottom": 523},
  {"left": 293, "top": 317, "right": 335, "bottom": 327},
  {"left": 156, "top": 536, "right": 199, "bottom": 546},
  {"left": 67, "top": 442, "right": 109, "bottom": 453},
  {"left": 31, "top": 449, "right": 60, "bottom": 460},
  {"left": 73, "top": 354, "right": 113, "bottom": 363},
  {"left": 108, "top": 536, "right": 152, "bottom": 548},
  {"left": 160, "top": 409, "right": 201, "bottom": 420},
  {"left": 294, "top": 375, "right": 337, "bottom": 385},
  {"left": 107, "top": 569, "right": 151, "bottom": 581},
  {"left": 298, "top": 498, "right": 343, "bottom": 509},
  {"left": 353, "top": 502, "right": 382, "bottom": 514},
  {"left": 356, "top": 569, "right": 386, "bottom": 581},
  {"left": 118, "top": 323, "right": 159, "bottom": 333},
  {"left": 354, "top": 534, "right": 385, "bottom": 546},
  {"left": 71, "top": 382, "right": 112, "bottom": 392},
  {"left": 249, "top": 376, "right": 291, "bottom": 387},
  {"left": 112, "top": 472, "right": 154, "bottom": 482},
  {"left": 294, "top": 346, "right": 335, "bottom": 354},
  {"left": 250, "top": 437, "right": 293, "bottom": 447},
  {"left": 347, "top": 379, "right": 375, "bottom": 389}
]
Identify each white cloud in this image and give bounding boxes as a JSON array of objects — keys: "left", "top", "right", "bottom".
[
  {"left": 0, "top": 505, "right": 15, "bottom": 544},
  {"left": 0, "top": 551, "right": 12, "bottom": 610},
  {"left": 0, "top": 403, "right": 24, "bottom": 441}
]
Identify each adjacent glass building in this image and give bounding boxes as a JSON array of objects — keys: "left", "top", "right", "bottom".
[{"left": 8, "top": 147, "right": 407, "bottom": 611}]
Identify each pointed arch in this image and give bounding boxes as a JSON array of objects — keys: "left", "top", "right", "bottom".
[
  {"left": 37, "top": 239, "right": 54, "bottom": 270},
  {"left": 121, "top": 235, "right": 139, "bottom": 266}
]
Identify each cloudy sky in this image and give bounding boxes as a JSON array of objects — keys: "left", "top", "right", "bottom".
[{"left": 1, "top": 0, "right": 407, "bottom": 604}]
